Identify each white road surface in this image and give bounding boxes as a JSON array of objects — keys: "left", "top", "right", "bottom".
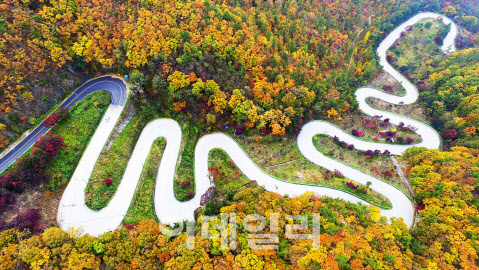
[{"left": 57, "top": 12, "right": 457, "bottom": 236}]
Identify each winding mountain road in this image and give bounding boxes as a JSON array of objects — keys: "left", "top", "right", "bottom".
[
  {"left": 0, "top": 13, "right": 457, "bottom": 236},
  {"left": 0, "top": 76, "right": 128, "bottom": 173}
]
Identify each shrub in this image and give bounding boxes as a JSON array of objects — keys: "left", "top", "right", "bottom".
[
  {"left": 67, "top": 251, "right": 100, "bottom": 269},
  {"left": 0, "top": 171, "right": 28, "bottom": 192},
  {"left": 387, "top": 53, "right": 393, "bottom": 62},
  {"left": 204, "top": 201, "right": 222, "bottom": 216},
  {"left": 383, "top": 253, "right": 396, "bottom": 265},
  {"left": 44, "top": 113, "right": 60, "bottom": 127},
  {"left": 200, "top": 187, "right": 215, "bottom": 206},
  {"left": 2, "top": 208, "right": 41, "bottom": 232},
  {"left": 103, "top": 178, "right": 112, "bottom": 186},
  {"left": 0, "top": 229, "right": 18, "bottom": 248},
  {"left": 442, "top": 129, "right": 458, "bottom": 140},
  {"left": 455, "top": 37, "right": 465, "bottom": 48},
  {"left": 0, "top": 188, "right": 16, "bottom": 214},
  {"left": 346, "top": 181, "right": 367, "bottom": 195},
  {"left": 181, "top": 180, "right": 190, "bottom": 189},
  {"left": 0, "top": 133, "right": 65, "bottom": 225},
  {"left": 93, "top": 240, "right": 106, "bottom": 254},
  {"left": 32, "top": 133, "right": 65, "bottom": 160},
  {"left": 42, "top": 227, "right": 70, "bottom": 248},
  {"left": 351, "top": 129, "right": 363, "bottom": 137},
  {"left": 435, "top": 35, "right": 444, "bottom": 45},
  {"left": 235, "top": 125, "right": 245, "bottom": 135},
  {"left": 55, "top": 107, "right": 69, "bottom": 119},
  {"left": 0, "top": 135, "right": 8, "bottom": 149},
  {"left": 346, "top": 182, "right": 356, "bottom": 189}
]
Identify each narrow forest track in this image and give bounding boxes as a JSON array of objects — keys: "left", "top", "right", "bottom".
[{"left": 390, "top": 156, "right": 415, "bottom": 197}]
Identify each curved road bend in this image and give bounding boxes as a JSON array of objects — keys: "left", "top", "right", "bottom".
[{"left": 0, "top": 76, "right": 127, "bottom": 173}]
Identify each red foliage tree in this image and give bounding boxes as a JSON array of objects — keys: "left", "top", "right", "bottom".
[
  {"left": 32, "top": 133, "right": 64, "bottom": 161},
  {"left": 44, "top": 113, "right": 60, "bottom": 127},
  {"left": 442, "top": 129, "right": 458, "bottom": 140}
]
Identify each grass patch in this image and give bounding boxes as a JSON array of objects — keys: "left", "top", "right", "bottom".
[
  {"left": 85, "top": 115, "right": 145, "bottom": 210},
  {"left": 327, "top": 113, "right": 422, "bottom": 144},
  {"left": 369, "top": 18, "right": 444, "bottom": 125},
  {"left": 123, "top": 138, "right": 166, "bottom": 224},
  {"left": 366, "top": 97, "right": 429, "bottom": 123},
  {"left": 46, "top": 91, "right": 111, "bottom": 191},
  {"left": 234, "top": 135, "right": 392, "bottom": 209},
  {"left": 312, "top": 134, "right": 411, "bottom": 196},
  {"left": 173, "top": 120, "right": 200, "bottom": 201},
  {"left": 387, "top": 18, "right": 444, "bottom": 82},
  {"left": 208, "top": 149, "right": 251, "bottom": 198}
]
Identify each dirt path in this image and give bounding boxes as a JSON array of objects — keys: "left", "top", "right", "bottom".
[{"left": 390, "top": 156, "right": 414, "bottom": 196}]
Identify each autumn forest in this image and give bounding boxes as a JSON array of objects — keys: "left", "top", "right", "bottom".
[{"left": 1, "top": 0, "right": 479, "bottom": 269}]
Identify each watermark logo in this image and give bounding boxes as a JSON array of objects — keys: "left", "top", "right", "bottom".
[{"left": 159, "top": 213, "right": 320, "bottom": 250}]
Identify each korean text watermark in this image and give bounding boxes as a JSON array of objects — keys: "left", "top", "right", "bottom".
[{"left": 158, "top": 213, "right": 320, "bottom": 250}]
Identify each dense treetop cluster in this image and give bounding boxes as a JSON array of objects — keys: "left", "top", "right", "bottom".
[{"left": 2, "top": 0, "right": 478, "bottom": 142}]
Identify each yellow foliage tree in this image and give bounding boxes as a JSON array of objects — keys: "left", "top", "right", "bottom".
[
  {"left": 167, "top": 71, "right": 190, "bottom": 93},
  {"left": 208, "top": 89, "right": 227, "bottom": 114},
  {"left": 327, "top": 108, "right": 339, "bottom": 119}
]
